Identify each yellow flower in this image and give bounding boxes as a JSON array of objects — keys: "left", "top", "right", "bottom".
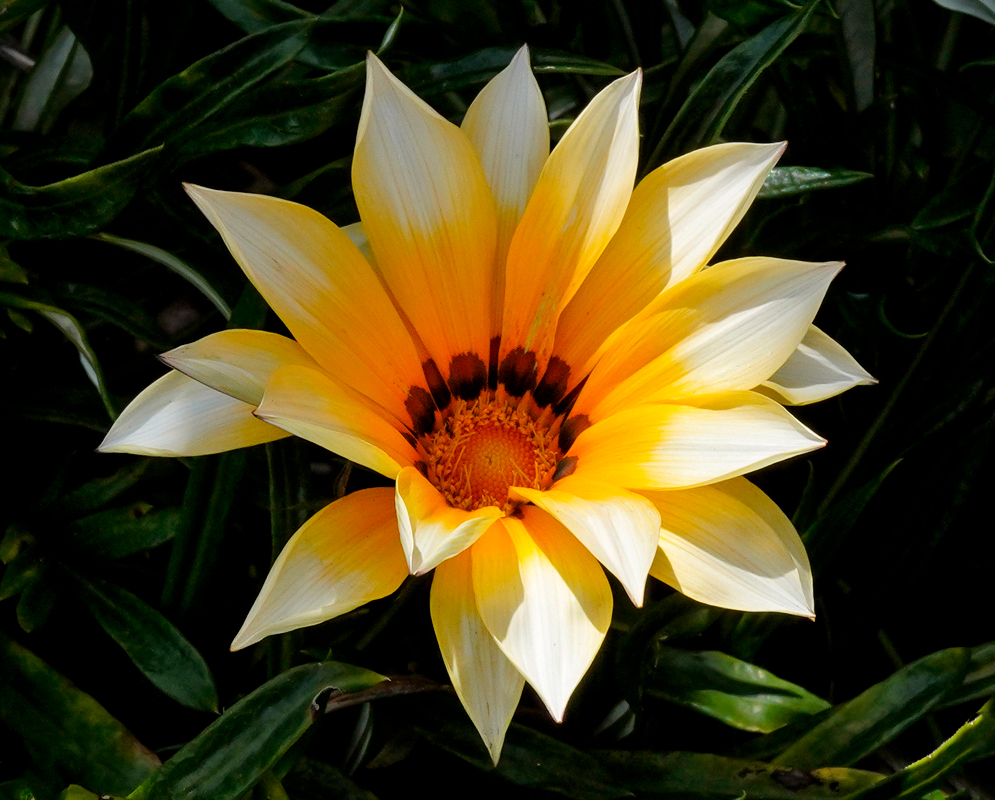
[{"left": 100, "top": 48, "right": 874, "bottom": 761}]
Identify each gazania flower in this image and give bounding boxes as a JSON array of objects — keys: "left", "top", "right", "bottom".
[{"left": 100, "top": 48, "right": 873, "bottom": 761}]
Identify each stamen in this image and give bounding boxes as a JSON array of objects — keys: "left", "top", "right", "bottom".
[{"left": 423, "top": 394, "right": 561, "bottom": 512}]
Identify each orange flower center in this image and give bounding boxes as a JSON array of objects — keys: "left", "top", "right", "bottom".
[{"left": 423, "top": 397, "right": 560, "bottom": 512}]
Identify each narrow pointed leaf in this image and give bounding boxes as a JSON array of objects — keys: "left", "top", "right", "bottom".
[
  {"left": 774, "top": 648, "right": 971, "bottom": 769},
  {"left": 0, "top": 149, "right": 160, "bottom": 240},
  {"left": 645, "top": 646, "right": 830, "bottom": 733},
  {"left": 132, "top": 662, "right": 384, "bottom": 800},
  {"left": 652, "top": 0, "right": 818, "bottom": 161},
  {"left": 76, "top": 577, "right": 219, "bottom": 713},
  {"left": 110, "top": 20, "right": 314, "bottom": 154},
  {"left": 68, "top": 504, "right": 181, "bottom": 560},
  {"left": 53, "top": 460, "right": 150, "bottom": 519},
  {"left": 599, "top": 751, "right": 883, "bottom": 799},
  {"left": 845, "top": 699, "right": 995, "bottom": 800},
  {"left": 758, "top": 166, "right": 873, "bottom": 199},
  {"left": 0, "top": 632, "right": 160, "bottom": 795}
]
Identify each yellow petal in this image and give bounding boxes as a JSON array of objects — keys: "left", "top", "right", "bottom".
[
  {"left": 161, "top": 329, "right": 318, "bottom": 406},
  {"left": 554, "top": 142, "right": 785, "bottom": 381},
  {"left": 395, "top": 466, "right": 501, "bottom": 574},
  {"left": 431, "top": 549, "right": 525, "bottom": 764},
  {"left": 645, "top": 478, "right": 813, "bottom": 617},
  {"left": 231, "top": 488, "right": 406, "bottom": 649},
  {"left": 500, "top": 70, "right": 641, "bottom": 379},
  {"left": 569, "top": 392, "right": 825, "bottom": 491},
  {"left": 353, "top": 54, "right": 497, "bottom": 389},
  {"left": 471, "top": 509, "right": 612, "bottom": 722},
  {"left": 577, "top": 257, "right": 842, "bottom": 420},
  {"left": 183, "top": 184, "right": 424, "bottom": 426},
  {"left": 340, "top": 221, "right": 377, "bottom": 266},
  {"left": 255, "top": 365, "right": 417, "bottom": 479},
  {"left": 462, "top": 45, "right": 549, "bottom": 337},
  {"left": 510, "top": 475, "right": 660, "bottom": 606},
  {"left": 759, "top": 324, "right": 877, "bottom": 405},
  {"left": 98, "top": 371, "right": 286, "bottom": 457}
]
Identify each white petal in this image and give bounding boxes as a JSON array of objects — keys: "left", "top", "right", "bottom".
[
  {"left": 98, "top": 371, "right": 286, "bottom": 457},
  {"left": 255, "top": 366, "right": 417, "bottom": 479},
  {"left": 500, "top": 70, "right": 641, "bottom": 376},
  {"left": 510, "top": 476, "right": 660, "bottom": 606},
  {"left": 645, "top": 478, "right": 813, "bottom": 617},
  {"left": 431, "top": 549, "right": 524, "bottom": 764},
  {"left": 472, "top": 509, "right": 612, "bottom": 721},
  {"left": 231, "top": 488, "right": 406, "bottom": 649},
  {"left": 569, "top": 392, "right": 825, "bottom": 490},
  {"left": 759, "top": 325, "right": 876, "bottom": 405},
  {"left": 354, "top": 53, "right": 497, "bottom": 384},
  {"left": 578, "top": 257, "right": 842, "bottom": 420},
  {"left": 161, "top": 329, "right": 318, "bottom": 406},
  {"left": 183, "top": 184, "right": 424, "bottom": 426},
  {"left": 554, "top": 142, "right": 785, "bottom": 382},
  {"left": 462, "top": 45, "right": 549, "bottom": 336},
  {"left": 394, "top": 466, "right": 501, "bottom": 574}
]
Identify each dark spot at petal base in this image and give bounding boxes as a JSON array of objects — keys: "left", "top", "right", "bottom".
[
  {"left": 534, "top": 356, "right": 571, "bottom": 407},
  {"left": 498, "top": 347, "right": 538, "bottom": 396},
  {"left": 552, "top": 456, "right": 578, "bottom": 483},
  {"left": 448, "top": 352, "right": 487, "bottom": 400},
  {"left": 488, "top": 336, "right": 500, "bottom": 390},
  {"left": 558, "top": 415, "right": 591, "bottom": 453},
  {"left": 423, "top": 359, "right": 451, "bottom": 410},
  {"left": 406, "top": 386, "right": 436, "bottom": 436}
]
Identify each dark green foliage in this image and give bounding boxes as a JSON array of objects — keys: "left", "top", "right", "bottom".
[{"left": 2, "top": 1, "right": 995, "bottom": 798}]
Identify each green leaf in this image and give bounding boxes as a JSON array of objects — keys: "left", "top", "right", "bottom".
[
  {"left": 758, "top": 166, "right": 873, "bottom": 199},
  {"left": 414, "top": 699, "right": 630, "bottom": 800},
  {"left": 598, "top": 751, "right": 883, "bottom": 799},
  {"left": 53, "top": 460, "right": 150, "bottom": 519},
  {"left": 0, "top": 0, "right": 50, "bottom": 32},
  {"left": 0, "top": 148, "right": 160, "bottom": 240},
  {"left": 941, "top": 642, "right": 995, "bottom": 708},
  {"left": 0, "top": 244, "right": 29, "bottom": 283},
  {"left": 90, "top": 234, "right": 231, "bottom": 320},
  {"left": 0, "top": 291, "right": 114, "bottom": 417},
  {"left": 0, "top": 631, "right": 160, "bottom": 795},
  {"left": 111, "top": 20, "right": 314, "bottom": 155},
  {"left": 68, "top": 504, "right": 181, "bottom": 560},
  {"left": 650, "top": 0, "right": 819, "bottom": 164},
  {"left": 802, "top": 460, "right": 901, "bottom": 569},
  {"left": 774, "top": 648, "right": 971, "bottom": 769},
  {"left": 75, "top": 576, "right": 218, "bottom": 713},
  {"left": 845, "top": 699, "right": 995, "bottom": 800},
  {"left": 131, "top": 662, "right": 385, "bottom": 800},
  {"left": 838, "top": 0, "right": 875, "bottom": 111},
  {"left": 645, "top": 646, "right": 830, "bottom": 733},
  {"left": 16, "top": 571, "right": 58, "bottom": 632},
  {"left": 401, "top": 47, "right": 624, "bottom": 97},
  {"left": 932, "top": 0, "right": 995, "bottom": 26},
  {"left": 53, "top": 283, "right": 171, "bottom": 350},
  {"left": 0, "top": 545, "right": 44, "bottom": 601},
  {"left": 11, "top": 26, "right": 92, "bottom": 134}
]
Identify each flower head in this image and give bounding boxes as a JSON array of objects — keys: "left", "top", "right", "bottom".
[{"left": 100, "top": 47, "right": 874, "bottom": 762}]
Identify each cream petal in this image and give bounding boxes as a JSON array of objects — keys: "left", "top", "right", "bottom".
[
  {"left": 161, "top": 329, "right": 318, "bottom": 406},
  {"left": 431, "top": 549, "right": 525, "bottom": 764},
  {"left": 577, "top": 257, "right": 842, "bottom": 420},
  {"left": 231, "top": 488, "right": 406, "bottom": 649},
  {"left": 471, "top": 509, "right": 612, "bottom": 722},
  {"left": 759, "top": 325, "right": 877, "bottom": 405},
  {"left": 462, "top": 45, "right": 549, "bottom": 336},
  {"left": 645, "top": 478, "right": 814, "bottom": 617},
  {"left": 569, "top": 392, "right": 825, "bottom": 491},
  {"left": 554, "top": 142, "right": 785, "bottom": 380},
  {"left": 98, "top": 371, "right": 286, "bottom": 457},
  {"left": 394, "top": 467, "right": 501, "bottom": 575},
  {"left": 510, "top": 476, "right": 660, "bottom": 606},
  {"left": 353, "top": 54, "right": 497, "bottom": 387},
  {"left": 183, "top": 184, "right": 424, "bottom": 427},
  {"left": 500, "top": 70, "right": 641, "bottom": 376},
  {"left": 255, "top": 365, "right": 417, "bottom": 479}
]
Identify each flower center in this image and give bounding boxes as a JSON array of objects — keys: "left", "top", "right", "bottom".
[{"left": 423, "top": 397, "right": 560, "bottom": 512}]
